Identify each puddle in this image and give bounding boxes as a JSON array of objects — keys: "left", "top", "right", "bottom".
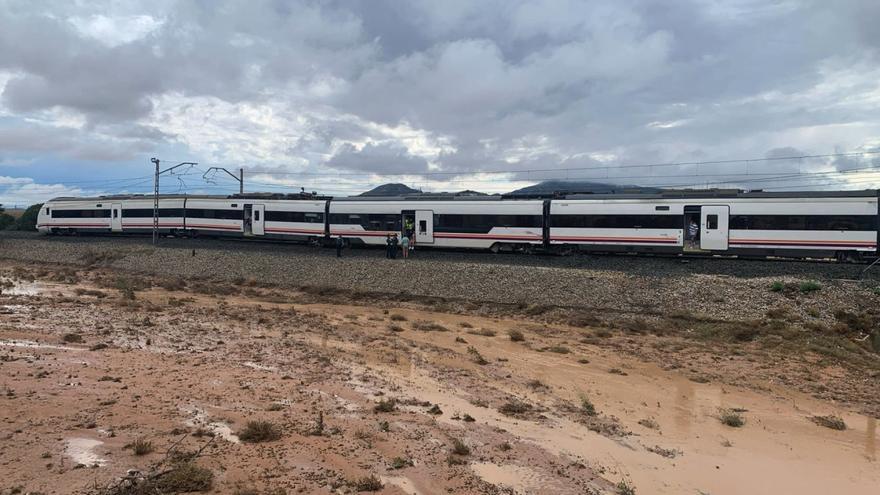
[
  {"left": 182, "top": 406, "right": 240, "bottom": 443},
  {"left": 471, "top": 463, "right": 564, "bottom": 494},
  {"left": 356, "top": 356, "right": 880, "bottom": 495},
  {"left": 0, "top": 278, "right": 47, "bottom": 296},
  {"left": 0, "top": 304, "right": 29, "bottom": 314},
  {"left": 243, "top": 361, "right": 277, "bottom": 372},
  {"left": 65, "top": 438, "right": 107, "bottom": 467},
  {"left": 380, "top": 475, "right": 424, "bottom": 495},
  {"left": 0, "top": 339, "right": 82, "bottom": 351}
]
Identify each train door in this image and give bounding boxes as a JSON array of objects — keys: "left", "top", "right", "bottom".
[
  {"left": 700, "top": 205, "right": 729, "bottom": 250},
  {"left": 252, "top": 204, "right": 265, "bottom": 236},
  {"left": 111, "top": 203, "right": 122, "bottom": 232},
  {"left": 415, "top": 210, "right": 434, "bottom": 244},
  {"left": 243, "top": 204, "right": 253, "bottom": 235}
]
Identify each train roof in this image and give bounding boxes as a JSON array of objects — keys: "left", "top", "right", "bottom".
[{"left": 47, "top": 189, "right": 880, "bottom": 203}]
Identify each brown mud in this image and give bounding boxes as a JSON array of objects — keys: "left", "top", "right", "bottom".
[{"left": 1, "top": 260, "right": 878, "bottom": 494}]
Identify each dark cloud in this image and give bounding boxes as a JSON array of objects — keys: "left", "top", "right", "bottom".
[
  {"left": 326, "top": 142, "right": 430, "bottom": 175},
  {"left": 0, "top": 0, "right": 878, "bottom": 194}
]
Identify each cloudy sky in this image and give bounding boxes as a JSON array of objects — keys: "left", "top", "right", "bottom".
[{"left": 1, "top": 0, "right": 880, "bottom": 205}]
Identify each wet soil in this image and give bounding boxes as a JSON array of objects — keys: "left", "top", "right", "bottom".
[{"left": 0, "top": 261, "right": 878, "bottom": 495}]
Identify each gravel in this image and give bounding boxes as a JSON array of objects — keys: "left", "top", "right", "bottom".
[{"left": 2, "top": 231, "right": 879, "bottom": 322}]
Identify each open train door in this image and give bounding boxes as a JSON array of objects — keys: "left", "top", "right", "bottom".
[
  {"left": 700, "top": 205, "right": 729, "bottom": 250},
  {"left": 252, "top": 204, "right": 265, "bottom": 236},
  {"left": 111, "top": 203, "right": 122, "bottom": 232},
  {"left": 415, "top": 210, "right": 433, "bottom": 245}
]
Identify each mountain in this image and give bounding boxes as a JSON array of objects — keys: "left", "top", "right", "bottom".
[
  {"left": 507, "top": 180, "right": 661, "bottom": 196},
  {"left": 359, "top": 183, "right": 422, "bottom": 196}
]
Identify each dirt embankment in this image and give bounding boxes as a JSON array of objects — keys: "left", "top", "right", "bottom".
[{"left": 1, "top": 259, "right": 879, "bottom": 495}]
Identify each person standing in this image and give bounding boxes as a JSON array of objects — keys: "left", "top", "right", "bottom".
[
  {"left": 335, "top": 235, "right": 344, "bottom": 257},
  {"left": 390, "top": 234, "right": 399, "bottom": 259},
  {"left": 400, "top": 234, "right": 410, "bottom": 259},
  {"left": 385, "top": 234, "right": 393, "bottom": 259}
]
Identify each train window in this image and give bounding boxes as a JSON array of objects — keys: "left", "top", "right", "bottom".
[
  {"left": 51, "top": 209, "right": 112, "bottom": 218},
  {"left": 655, "top": 206, "right": 670, "bottom": 211},
  {"left": 550, "top": 214, "right": 681, "bottom": 229},
  {"left": 45, "top": 208, "right": 50, "bottom": 215},
  {"left": 266, "top": 211, "right": 325, "bottom": 223},
  {"left": 329, "top": 213, "right": 400, "bottom": 231},
  {"left": 121, "top": 208, "right": 184, "bottom": 217},
  {"left": 254, "top": 210, "right": 260, "bottom": 221},
  {"left": 729, "top": 215, "right": 876, "bottom": 231},
  {"left": 186, "top": 208, "right": 244, "bottom": 220},
  {"left": 113, "top": 209, "right": 118, "bottom": 218},
  {"left": 419, "top": 220, "right": 427, "bottom": 232},
  {"left": 706, "top": 214, "right": 718, "bottom": 230},
  {"left": 433, "top": 214, "right": 542, "bottom": 233}
]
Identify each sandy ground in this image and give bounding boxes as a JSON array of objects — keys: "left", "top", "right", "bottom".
[{"left": 1, "top": 261, "right": 878, "bottom": 495}]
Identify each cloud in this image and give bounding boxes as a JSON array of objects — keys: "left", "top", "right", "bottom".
[
  {"left": 326, "top": 142, "right": 430, "bottom": 175},
  {"left": 0, "top": 176, "right": 83, "bottom": 206},
  {"left": 0, "top": 0, "right": 878, "bottom": 199}
]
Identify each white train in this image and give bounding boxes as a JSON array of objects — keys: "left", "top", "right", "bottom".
[{"left": 36, "top": 190, "right": 879, "bottom": 260}]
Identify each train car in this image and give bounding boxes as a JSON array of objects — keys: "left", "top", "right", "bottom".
[
  {"left": 183, "top": 197, "right": 244, "bottom": 236},
  {"left": 37, "top": 190, "right": 878, "bottom": 261},
  {"left": 263, "top": 200, "right": 327, "bottom": 242},
  {"left": 550, "top": 191, "right": 878, "bottom": 260},
  {"left": 328, "top": 198, "right": 544, "bottom": 251}
]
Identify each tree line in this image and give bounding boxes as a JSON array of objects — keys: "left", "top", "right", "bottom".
[{"left": 0, "top": 203, "right": 42, "bottom": 231}]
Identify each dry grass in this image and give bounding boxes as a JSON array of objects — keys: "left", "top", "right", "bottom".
[
  {"left": 62, "top": 333, "right": 84, "bottom": 343},
  {"left": 131, "top": 438, "right": 154, "bottom": 456},
  {"left": 412, "top": 320, "right": 449, "bottom": 332},
  {"left": 238, "top": 421, "right": 282, "bottom": 442},
  {"left": 155, "top": 463, "right": 214, "bottom": 492},
  {"left": 507, "top": 329, "right": 525, "bottom": 342},
  {"left": 389, "top": 314, "right": 407, "bottom": 321},
  {"left": 373, "top": 398, "right": 396, "bottom": 413},
  {"left": 810, "top": 415, "right": 846, "bottom": 431},
  {"left": 498, "top": 399, "right": 531, "bottom": 416},
  {"left": 719, "top": 409, "right": 745, "bottom": 428},
  {"left": 467, "top": 346, "right": 489, "bottom": 365},
  {"left": 352, "top": 475, "right": 383, "bottom": 492},
  {"left": 450, "top": 438, "right": 470, "bottom": 456}
]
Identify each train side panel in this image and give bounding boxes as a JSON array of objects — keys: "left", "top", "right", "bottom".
[{"left": 263, "top": 200, "right": 327, "bottom": 241}]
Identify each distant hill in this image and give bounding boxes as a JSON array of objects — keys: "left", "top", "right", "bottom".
[
  {"left": 507, "top": 180, "right": 661, "bottom": 196},
  {"left": 359, "top": 183, "right": 422, "bottom": 196}
]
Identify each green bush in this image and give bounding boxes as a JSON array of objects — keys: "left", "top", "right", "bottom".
[
  {"left": 16, "top": 203, "right": 42, "bottom": 231},
  {"left": 769, "top": 281, "right": 785, "bottom": 292},
  {"left": 799, "top": 281, "right": 821, "bottom": 293}
]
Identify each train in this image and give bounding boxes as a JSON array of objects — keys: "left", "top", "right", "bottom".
[{"left": 36, "top": 190, "right": 879, "bottom": 261}]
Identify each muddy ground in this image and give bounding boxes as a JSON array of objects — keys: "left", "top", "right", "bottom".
[{"left": 1, "top": 258, "right": 879, "bottom": 495}]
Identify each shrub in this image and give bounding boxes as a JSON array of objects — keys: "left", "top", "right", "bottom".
[
  {"left": 507, "top": 329, "right": 525, "bottom": 342},
  {"left": 799, "top": 281, "right": 821, "bottom": 293},
  {"left": 131, "top": 437, "right": 154, "bottom": 456},
  {"left": 156, "top": 463, "right": 214, "bottom": 492},
  {"left": 238, "top": 420, "right": 282, "bottom": 442},
  {"left": 810, "top": 415, "right": 846, "bottom": 431},
  {"left": 389, "top": 314, "right": 407, "bottom": 321},
  {"left": 412, "top": 321, "right": 448, "bottom": 332},
  {"left": 719, "top": 409, "right": 745, "bottom": 427},
  {"left": 498, "top": 399, "right": 531, "bottom": 416},
  {"left": 769, "top": 281, "right": 785, "bottom": 292},
  {"left": 616, "top": 481, "right": 636, "bottom": 495},
  {"left": 387, "top": 324, "right": 404, "bottom": 333},
  {"left": 62, "top": 333, "right": 84, "bottom": 343},
  {"left": 580, "top": 396, "right": 597, "bottom": 416},
  {"left": 450, "top": 438, "right": 470, "bottom": 456},
  {"left": 467, "top": 346, "right": 489, "bottom": 365},
  {"left": 374, "top": 399, "right": 396, "bottom": 413},
  {"left": 638, "top": 418, "right": 659, "bottom": 430},
  {"left": 390, "top": 457, "right": 411, "bottom": 469},
  {"left": 546, "top": 345, "right": 570, "bottom": 354},
  {"left": 353, "top": 475, "right": 383, "bottom": 492},
  {"left": 467, "top": 328, "right": 496, "bottom": 337}
]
